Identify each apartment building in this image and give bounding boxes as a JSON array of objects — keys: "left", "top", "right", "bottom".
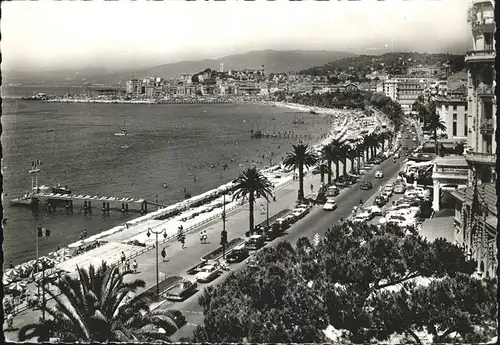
[
  {"left": 450, "top": 0, "right": 497, "bottom": 280},
  {"left": 397, "top": 80, "right": 426, "bottom": 115},
  {"left": 383, "top": 79, "right": 399, "bottom": 101},
  {"left": 464, "top": 0, "right": 496, "bottom": 183},
  {"left": 125, "top": 79, "right": 142, "bottom": 96}
]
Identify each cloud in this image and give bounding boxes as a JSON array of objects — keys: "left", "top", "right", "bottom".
[{"left": 1, "top": 0, "right": 471, "bottom": 71}]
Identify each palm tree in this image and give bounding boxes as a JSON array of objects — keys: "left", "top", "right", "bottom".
[
  {"left": 232, "top": 166, "right": 274, "bottom": 234},
  {"left": 362, "top": 135, "right": 371, "bottom": 161},
  {"left": 377, "top": 132, "right": 390, "bottom": 152},
  {"left": 284, "top": 144, "right": 318, "bottom": 201},
  {"left": 424, "top": 112, "right": 447, "bottom": 154},
  {"left": 368, "top": 133, "right": 381, "bottom": 158},
  {"left": 18, "top": 263, "right": 179, "bottom": 342},
  {"left": 321, "top": 144, "right": 335, "bottom": 185},
  {"left": 339, "top": 143, "right": 351, "bottom": 177},
  {"left": 346, "top": 144, "right": 359, "bottom": 175}
]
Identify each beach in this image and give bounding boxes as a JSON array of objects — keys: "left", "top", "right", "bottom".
[{"left": 2, "top": 95, "right": 358, "bottom": 266}]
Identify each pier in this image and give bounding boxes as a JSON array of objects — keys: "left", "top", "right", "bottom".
[{"left": 29, "top": 192, "right": 149, "bottom": 214}]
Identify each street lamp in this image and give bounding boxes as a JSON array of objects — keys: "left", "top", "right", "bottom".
[
  {"left": 221, "top": 193, "right": 228, "bottom": 259},
  {"left": 146, "top": 227, "right": 167, "bottom": 296}
]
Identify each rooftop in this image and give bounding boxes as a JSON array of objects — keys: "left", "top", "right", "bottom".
[{"left": 451, "top": 182, "right": 497, "bottom": 216}]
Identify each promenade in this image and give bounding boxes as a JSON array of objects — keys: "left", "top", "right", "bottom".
[
  {"left": 4, "top": 114, "right": 381, "bottom": 341},
  {"left": 4, "top": 166, "right": 323, "bottom": 341}
]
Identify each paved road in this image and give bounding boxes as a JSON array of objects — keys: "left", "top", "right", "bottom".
[
  {"left": 167, "top": 132, "right": 418, "bottom": 341},
  {"left": 5, "top": 123, "right": 416, "bottom": 342}
]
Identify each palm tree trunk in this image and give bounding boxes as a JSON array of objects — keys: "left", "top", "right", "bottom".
[
  {"left": 249, "top": 192, "right": 255, "bottom": 234},
  {"left": 350, "top": 158, "right": 355, "bottom": 173},
  {"left": 365, "top": 148, "right": 369, "bottom": 161},
  {"left": 298, "top": 163, "right": 304, "bottom": 201},
  {"left": 335, "top": 161, "right": 340, "bottom": 181},
  {"left": 342, "top": 158, "right": 347, "bottom": 176},
  {"left": 320, "top": 164, "right": 325, "bottom": 184},
  {"left": 327, "top": 160, "right": 332, "bottom": 185}
]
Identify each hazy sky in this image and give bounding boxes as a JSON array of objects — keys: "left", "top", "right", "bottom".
[{"left": 2, "top": 0, "right": 473, "bottom": 71}]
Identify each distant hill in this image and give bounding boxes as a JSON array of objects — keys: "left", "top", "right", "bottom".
[
  {"left": 300, "top": 52, "right": 466, "bottom": 77},
  {"left": 3, "top": 50, "right": 355, "bottom": 86}
]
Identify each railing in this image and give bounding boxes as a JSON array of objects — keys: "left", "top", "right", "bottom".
[
  {"left": 480, "top": 119, "right": 494, "bottom": 134},
  {"left": 465, "top": 50, "right": 495, "bottom": 62}
]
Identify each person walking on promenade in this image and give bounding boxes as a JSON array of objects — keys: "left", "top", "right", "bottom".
[
  {"left": 126, "top": 259, "right": 130, "bottom": 271},
  {"left": 180, "top": 236, "right": 185, "bottom": 249},
  {"left": 120, "top": 251, "right": 126, "bottom": 267},
  {"left": 132, "top": 259, "right": 138, "bottom": 273},
  {"left": 203, "top": 230, "right": 208, "bottom": 244},
  {"left": 311, "top": 184, "right": 314, "bottom": 192},
  {"left": 200, "top": 231, "right": 204, "bottom": 244},
  {"left": 6, "top": 313, "right": 13, "bottom": 331},
  {"left": 83, "top": 229, "right": 88, "bottom": 239},
  {"left": 161, "top": 248, "right": 167, "bottom": 261}
]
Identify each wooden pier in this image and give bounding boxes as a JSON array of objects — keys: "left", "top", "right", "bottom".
[{"left": 28, "top": 192, "right": 150, "bottom": 214}]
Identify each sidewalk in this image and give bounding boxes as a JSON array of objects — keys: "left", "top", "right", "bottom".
[{"left": 4, "top": 168, "right": 322, "bottom": 341}]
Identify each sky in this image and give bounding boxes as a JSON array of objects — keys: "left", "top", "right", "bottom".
[{"left": 2, "top": 0, "right": 473, "bottom": 72}]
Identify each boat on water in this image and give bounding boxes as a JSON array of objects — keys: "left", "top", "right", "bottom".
[
  {"left": 114, "top": 129, "right": 128, "bottom": 136},
  {"left": 310, "top": 110, "right": 318, "bottom": 115},
  {"left": 10, "top": 195, "right": 33, "bottom": 206},
  {"left": 29, "top": 168, "right": 41, "bottom": 174},
  {"left": 120, "top": 144, "right": 130, "bottom": 149},
  {"left": 35, "top": 184, "right": 72, "bottom": 194}
]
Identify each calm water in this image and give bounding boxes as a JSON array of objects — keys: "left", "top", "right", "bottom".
[{"left": 2, "top": 87, "right": 338, "bottom": 264}]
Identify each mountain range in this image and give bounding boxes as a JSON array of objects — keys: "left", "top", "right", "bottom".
[{"left": 3, "top": 50, "right": 355, "bottom": 86}]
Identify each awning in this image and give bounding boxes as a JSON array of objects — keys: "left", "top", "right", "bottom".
[{"left": 485, "top": 216, "right": 497, "bottom": 230}]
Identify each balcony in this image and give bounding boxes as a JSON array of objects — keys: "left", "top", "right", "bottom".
[
  {"left": 465, "top": 151, "right": 496, "bottom": 166},
  {"left": 465, "top": 50, "right": 495, "bottom": 63},
  {"left": 472, "top": 17, "right": 495, "bottom": 33},
  {"left": 476, "top": 83, "right": 494, "bottom": 97},
  {"left": 480, "top": 119, "right": 494, "bottom": 134}
]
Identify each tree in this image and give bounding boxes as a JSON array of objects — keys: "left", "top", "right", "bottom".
[
  {"left": 424, "top": 111, "right": 447, "bottom": 154},
  {"left": 232, "top": 167, "right": 274, "bottom": 234},
  {"left": 190, "top": 222, "right": 495, "bottom": 344},
  {"left": 346, "top": 144, "right": 359, "bottom": 174},
  {"left": 339, "top": 143, "right": 351, "bottom": 177},
  {"left": 321, "top": 143, "right": 335, "bottom": 185},
  {"left": 18, "top": 263, "right": 179, "bottom": 342},
  {"left": 283, "top": 144, "right": 318, "bottom": 200}
]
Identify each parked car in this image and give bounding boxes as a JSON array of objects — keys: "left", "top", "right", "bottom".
[
  {"left": 367, "top": 205, "right": 383, "bottom": 217},
  {"left": 394, "top": 184, "right": 406, "bottom": 194},
  {"left": 226, "top": 244, "right": 250, "bottom": 263},
  {"left": 353, "top": 212, "right": 371, "bottom": 223},
  {"left": 370, "top": 158, "right": 382, "bottom": 165},
  {"left": 374, "top": 170, "right": 384, "bottom": 178},
  {"left": 360, "top": 181, "right": 373, "bottom": 190},
  {"left": 245, "top": 234, "right": 265, "bottom": 250},
  {"left": 374, "top": 195, "right": 388, "bottom": 207},
  {"left": 326, "top": 185, "right": 340, "bottom": 197},
  {"left": 394, "top": 152, "right": 400, "bottom": 159},
  {"left": 165, "top": 278, "right": 198, "bottom": 301},
  {"left": 292, "top": 207, "right": 308, "bottom": 219},
  {"left": 196, "top": 264, "right": 221, "bottom": 283},
  {"left": 323, "top": 199, "right": 338, "bottom": 211}
]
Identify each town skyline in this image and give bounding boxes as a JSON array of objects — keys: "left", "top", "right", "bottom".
[{"left": 3, "top": 0, "right": 473, "bottom": 72}]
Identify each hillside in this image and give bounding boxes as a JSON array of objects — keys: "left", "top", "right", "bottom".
[
  {"left": 300, "top": 52, "right": 466, "bottom": 77},
  {"left": 3, "top": 50, "right": 354, "bottom": 86}
]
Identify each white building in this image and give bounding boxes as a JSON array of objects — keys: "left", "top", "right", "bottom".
[{"left": 383, "top": 79, "right": 399, "bottom": 101}]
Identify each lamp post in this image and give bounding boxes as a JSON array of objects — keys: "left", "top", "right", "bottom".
[
  {"left": 221, "top": 193, "right": 228, "bottom": 259},
  {"left": 146, "top": 227, "right": 167, "bottom": 296},
  {"left": 266, "top": 198, "right": 270, "bottom": 227}
]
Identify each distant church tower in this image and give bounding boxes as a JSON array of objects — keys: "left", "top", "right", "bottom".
[{"left": 220, "top": 63, "right": 224, "bottom": 73}]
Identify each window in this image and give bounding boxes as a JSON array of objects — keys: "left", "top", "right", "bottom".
[
  {"left": 453, "top": 114, "right": 457, "bottom": 136},
  {"left": 453, "top": 105, "right": 457, "bottom": 111}
]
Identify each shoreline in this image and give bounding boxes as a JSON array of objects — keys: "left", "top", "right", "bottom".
[
  {"left": 6, "top": 96, "right": 362, "bottom": 117},
  {"left": 4, "top": 112, "right": 352, "bottom": 277}
]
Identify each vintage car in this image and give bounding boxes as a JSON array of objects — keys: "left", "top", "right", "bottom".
[
  {"left": 226, "top": 244, "right": 249, "bottom": 263},
  {"left": 165, "top": 277, "right": 198, "bottom": 301},
  {"left": 196, "top": 264, "right": 221, "bottom": 283}
]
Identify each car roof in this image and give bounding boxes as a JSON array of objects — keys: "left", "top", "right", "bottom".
[
  {"left": 234, "top": 244, "right": 247, "bottom": 250},
  {"left": 201, "top": 265, "right": 215, "bottom": 269},
  {"left": 250, "top": 234, "right": 262, "bottom": 239}
]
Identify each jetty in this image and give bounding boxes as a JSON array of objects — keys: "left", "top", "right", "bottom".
[{"left": 14, "top": 192, "right": 152, "bottom": 214}]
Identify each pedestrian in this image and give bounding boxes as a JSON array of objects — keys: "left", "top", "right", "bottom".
[
  {"left": 200, "top": 231, "right": 204, "bottom": 244},
  {"left": 180, "top": 235, "right": 185, "bottom": 249},
  {"left": 203, "top": 230, "right": 208, "bottom": 243},
  {"left": 161, "top": 248, "right": 166, "bottom": 261},
  {"left": 359, "top": 199, "right": 363, "bottom": 206},
  {"left": 8, "top": 260, "right": 14, "bottom": 269},
  {"left": 126, "top": 259, "right": 130, "bottom": 271},
  {"left": 6, "top": 313, "right": 13, "bottom": 331},
  {"left": 311, "top": 184, "right": 314, "bottom": 192},
  {"left": 83, "top": 229, "right": 88, "bottom": 239},
  {"left": 132, "top": 259, "right": 138, "bottom": 273},
  {"left": 121, "top": 251, "right": 126, "bottom": 266}
]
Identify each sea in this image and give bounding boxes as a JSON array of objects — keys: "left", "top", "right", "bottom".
[{"left": 2, "top": 86, "right": 339, "bottom": 265}]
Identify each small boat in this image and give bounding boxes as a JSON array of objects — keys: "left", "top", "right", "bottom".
[
  {"left": 52, "top": 184, "right": 72, "bottom": 194},
  {"left": 11, "top": 196, "right": 33, "bottom": 205},
  {"left": 310, "top": 110, "right": 318, "bottom": 115},
  {"left": 114, "top": 129, "right": 128, "bottom": 136},
  {"left": 120, "top": 144, "right": 130, "bottom": 149},
  {"left": 29, "top": 168, "right": 41, "bottom": 174}
]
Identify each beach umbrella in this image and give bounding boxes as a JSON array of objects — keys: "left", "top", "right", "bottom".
[
  {"left": 57, "top": 248, "right": 70, "bottom": 256},
  {"left": 68, "top": 240, "right": 84, "bottom": 248},
  {"left": 3, "top": 276, "right": 14, "bottom": 285},
  {"left": 8, "top": 282, "right": 27, "bottom": 293}
]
